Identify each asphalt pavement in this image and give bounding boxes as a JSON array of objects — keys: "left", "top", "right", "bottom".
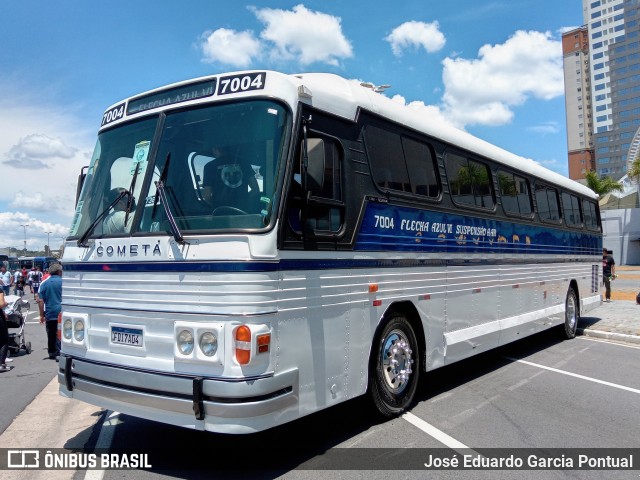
[{"left": 579, "top": 265, "right": 640, "bottom": 344}]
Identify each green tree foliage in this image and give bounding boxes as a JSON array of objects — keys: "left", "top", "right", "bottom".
[
  {"left": 628, "top": 158, "right": 640, "bottom": 183},
  {"left": 584, "top": 170, "right": 624, "bottom": 195}
]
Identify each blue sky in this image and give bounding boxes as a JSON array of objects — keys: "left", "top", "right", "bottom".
[{"left": 0, "top": 0, "right": 582, "bottom": 253}]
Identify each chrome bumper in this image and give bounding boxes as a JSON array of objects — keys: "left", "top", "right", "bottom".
[{"left": 58, "top": 355, "right": 299, "bottom": 433}]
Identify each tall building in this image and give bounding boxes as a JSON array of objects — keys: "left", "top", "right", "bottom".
[
  {"left": 563, "top": 26, "right": 595, "bottom": 180},
  {"left": 580, "top": 0, "right": 640, "bottom": 180}
]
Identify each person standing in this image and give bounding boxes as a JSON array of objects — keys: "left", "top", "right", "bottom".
[
  {"left": 38, "top": 263, "right": 62, "bottom": 359},
  {"left": 0, "top": 266, "right": 11, "bottom": 296},
  {"left": 12, "top": 268, "right": 22, "bottom": 296},
  {"left": 27, "top": 267, "right": 35, "bottom": 294},
  {"left": 602, "top": 248, "right": 616, "bottom": 303},
  {"left": 0, "top": 290, "right": 13, "bottom": 372},
  {"left": 30, "top": 267, "right": 43, "bottom": 301}
]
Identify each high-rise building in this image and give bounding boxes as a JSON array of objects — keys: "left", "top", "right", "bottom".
[
  {"left": 563, "top": 26, "right": 595, "bottom": 180},
  {"left": 578, "top": 0, "right": 640, "bottom": 180}
]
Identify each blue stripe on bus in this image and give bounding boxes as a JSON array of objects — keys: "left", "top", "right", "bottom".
[
  {"left": 62, "top": 256, "right": 598, "bottom": 274},
  {"left": 354, "top": 202, "right": 601, "bottom": 256}
]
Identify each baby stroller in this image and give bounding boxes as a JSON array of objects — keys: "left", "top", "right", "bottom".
[{"left": 3, "top": 295, "right": 31, "bottom": 356}]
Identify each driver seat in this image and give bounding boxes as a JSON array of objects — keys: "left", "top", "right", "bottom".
[{"left": 202, "top": 159, "right": 260, "bottom": 214}]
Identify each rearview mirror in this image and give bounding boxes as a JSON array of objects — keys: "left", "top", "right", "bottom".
[{"left": 304, "top": 138, "right": 325, "bottom": 193}]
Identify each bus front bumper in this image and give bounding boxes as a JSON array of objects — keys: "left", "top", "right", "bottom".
[{"left": 58, "top": 354, "right": 299, "bottom": 433}]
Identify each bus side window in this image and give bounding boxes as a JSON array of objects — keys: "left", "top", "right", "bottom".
[
  {"left": 583, "top": 199, "right": 601, "bottom": 231},
  {"left": 446, "top": 152, "right": 495, "bottom": 209},
  {"left": 498, "top": 170, "right": 532, "bottom": 216},
  {"left": 562, "top": 192, "right": 583, "bottom": 227},
  {"left": 365, "top": 125, "right": 411, "bottom": 193},
  {"left": 535, "top": 184, "right": 561, "bottom": 223}
]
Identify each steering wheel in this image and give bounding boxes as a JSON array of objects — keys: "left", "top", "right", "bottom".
[{"left": 212, "top": 206, "right": 247, "bottom": 216}]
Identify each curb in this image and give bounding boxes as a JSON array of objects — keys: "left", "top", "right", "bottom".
[{"left": 577, "top": 328, "right": 640, "bottom": 345}]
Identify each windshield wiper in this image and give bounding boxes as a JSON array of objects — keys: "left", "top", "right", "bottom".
[
  {"left": 152, "top": 153, "right": 170, "bottom": 218},
  {"left": 150, "top": 152, "right": 186, "bottom": 245},
  {"left": 76, "top": 190, "right": 128, "bottom": 247},
  {"left": 154, "top": 179, "right": 186, "bottom": 245}
]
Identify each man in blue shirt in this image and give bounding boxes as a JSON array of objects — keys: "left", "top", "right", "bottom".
[{"left": 38, "top": 263, "right": 62, "bottom": 359}]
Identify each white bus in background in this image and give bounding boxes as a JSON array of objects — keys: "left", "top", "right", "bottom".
[{"left": 59, "top": 70, "right": 602, "bottom": 433}]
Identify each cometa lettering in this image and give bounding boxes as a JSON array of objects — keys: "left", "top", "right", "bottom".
[{"left": 96, "top": 244, "right": 162, "bottom": 257}]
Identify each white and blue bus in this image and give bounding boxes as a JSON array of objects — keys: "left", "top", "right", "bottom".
[
  {"left": 59, "top": 71, "right": 602, "bottom": 433},
  {"left": 0, "top": 255, "right": 20, "bottom": 271}
]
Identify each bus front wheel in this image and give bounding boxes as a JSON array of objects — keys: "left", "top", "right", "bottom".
[
  {"left": 562, "top": 287, "right": 579, "bottom": 339},
  {"left": 368, "top": 314, "right": 420, "bottom": 417}
]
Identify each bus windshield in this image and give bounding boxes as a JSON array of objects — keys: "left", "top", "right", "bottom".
[{"left": 69, "top": 100, "right": 289, "bottom": 239}]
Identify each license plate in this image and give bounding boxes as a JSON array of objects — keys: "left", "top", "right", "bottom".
[{"left": 111, "top": 326, "right": 143, "bottom": 347}]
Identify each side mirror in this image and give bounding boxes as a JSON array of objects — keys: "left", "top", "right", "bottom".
[{"left": 304, "top": 138, "right": 325, "bottom": 194}]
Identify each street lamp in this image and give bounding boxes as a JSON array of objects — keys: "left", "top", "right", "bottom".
[
  {"left": 20, "top": 224, "right": 29, "bottom": 255},
  {"left": 45, "top": 231, "right": 53, "bottom": 255}
]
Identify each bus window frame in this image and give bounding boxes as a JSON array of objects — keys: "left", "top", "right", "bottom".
[
  {"left": 444, "top": 149, "right": 496, "bottom": 212},
  {"left": 363, "top": 123, "right": 442, "bottom": 204},
  {"left": 496, "top": 168, "right": 534, "bottom": 220}
]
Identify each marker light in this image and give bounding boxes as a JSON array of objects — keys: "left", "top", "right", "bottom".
[
  {"left": 177, "top": 329, "right": 194, "bottom": 355},
  {"left": 257, "top": 333, "right": 271, "bottom": 354}
]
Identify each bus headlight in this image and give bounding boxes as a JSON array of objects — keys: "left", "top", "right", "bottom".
[
  {"left": 63, "top": 319, "right": 73, "bottom": 340},
  {"left": 74, "top": 319, "right": 85, "bottom": 342},
  {"left": 199, "top": 332, "right": 218, "bottom": 357},
  {"left": 177, "top": 329, "right": 194, "bottom": 355}
]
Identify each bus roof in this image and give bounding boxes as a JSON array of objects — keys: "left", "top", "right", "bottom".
[
  {"left": 102, "top": 70, "right": 596, "bottom": 200},
  {"left": 291, "top": 73, "right": 596, "bottom": 200}
]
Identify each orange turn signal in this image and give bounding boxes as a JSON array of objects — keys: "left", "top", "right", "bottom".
[{"left": 235, "top": 325, "right": 251, "bottom": 365}]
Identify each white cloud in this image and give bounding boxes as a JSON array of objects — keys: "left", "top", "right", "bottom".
[
  {"left": 0, "top": 86, "right": 94, "bottom": 249},
  {"left": 527, "top": 121, "right": 560, "bottom": 135},
  {"left": 391, "top": 94, "right": 462, "bottom": 130},
  {"left": 199, "top": 28, "right": 262, "bottom": 67},
  {"left": 198, "top": 5, "right": 353, "bottom": 68},
  {"left": 383, "top": 30, "right": 564, "bottom": 132},
  {"left": 385, "top": 21, "right": 446, "bottom": 56},
  {"left": 3, "top": 133, "right": 78, "bottom": 170},
  {"left": 252, "top": 4, "right": 353, "bottom": 66},
  {"left": 0, "top": 211, "right": 69, "bottom": 252},
  {"left": 440, "top": 30, "right": 564, "bottom": 127}
]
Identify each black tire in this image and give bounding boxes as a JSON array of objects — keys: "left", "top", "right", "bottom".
[
  {"left": 368, "top": 313, "right": 420, "bottom": 417},
  {"left": 562, "top": 287, "right": 579, "bottom": 339},
  {"left": 25, "top": 341, "right": 31, "bottom": 354}
]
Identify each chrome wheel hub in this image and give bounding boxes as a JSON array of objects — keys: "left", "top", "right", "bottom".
[{"left": 381, "top": 330, "right": 414, "bottom": 393}]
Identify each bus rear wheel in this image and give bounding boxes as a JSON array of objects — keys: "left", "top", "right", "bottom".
[
  {"left": 368, "top": 314, "right": 420, "bottom": 417},
  {"left": 562, "top": 287, "right": 579, "bottom": 339}
]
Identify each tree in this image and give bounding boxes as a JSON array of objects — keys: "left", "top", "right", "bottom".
[
  {"left": 629, "top": 158, "right": 640, "bottom": 183},
  {"left": 584, "top": 170, "right": 624, "bottom": 195}
]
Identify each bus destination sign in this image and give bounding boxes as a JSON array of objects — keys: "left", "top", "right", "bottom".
[
  {"left": 126, "top": 79, "right": 217, "bottom": 116},
  {"left": 101, "top": 72, "right": 269, "bottom": 128}
]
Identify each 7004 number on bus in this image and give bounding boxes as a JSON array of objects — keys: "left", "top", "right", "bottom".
[
  {"left": 218, "top": 72, "right": 266, "bottom": 96},
  {"left": 101, "top": 102, "right": 126, "bottom": 127}
]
